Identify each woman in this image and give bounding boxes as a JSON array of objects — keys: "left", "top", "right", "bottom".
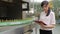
[{"left": 36, "top": 1, "right": 56, "bottom": 34}]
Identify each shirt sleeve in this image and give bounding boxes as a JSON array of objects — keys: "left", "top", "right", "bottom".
[{"left": 50, "top": 12, "right": 56, "bottom": 24}]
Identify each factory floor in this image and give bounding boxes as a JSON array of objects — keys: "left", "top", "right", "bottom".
[{"left": 31, "top": 24, "right": 60, "bottom": 34}]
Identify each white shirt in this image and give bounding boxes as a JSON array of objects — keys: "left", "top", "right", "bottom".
[{"left": 39, "top": 10, "right": 56, "bottom": 30}]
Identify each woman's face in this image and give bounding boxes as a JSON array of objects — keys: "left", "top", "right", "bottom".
[{"left": 42, "top": 4, "right": 49, "bottom": 12}]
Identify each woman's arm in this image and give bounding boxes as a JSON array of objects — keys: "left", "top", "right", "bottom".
[
  {"left": 41, "top": 24, "right": 55, "bottom": 28},
  {"left": 39, "top": 22, "right": 55, "bottom": 28}
]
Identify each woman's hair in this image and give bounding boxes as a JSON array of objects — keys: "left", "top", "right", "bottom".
[
  {"left": 46, "top": 8, "right": 50, "bottom": 16},
  {"left": 41, "top": 1, "right": 50, "bottom": 16},
  {"left": 41, "top": 1, "right": 49, "bottom": 7}
]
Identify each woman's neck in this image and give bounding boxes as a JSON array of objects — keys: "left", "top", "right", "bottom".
[{"left": 45, "top": 11, "right": 48, "bottom": 14}]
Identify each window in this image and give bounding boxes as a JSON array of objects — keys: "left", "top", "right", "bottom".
[{"left": 1, "top": 0, "right": 13, "bottom": 2}]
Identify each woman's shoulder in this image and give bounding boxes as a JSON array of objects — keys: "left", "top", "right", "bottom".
[{"left": 50, "top": 10, "right": 55, "bottom": 15}]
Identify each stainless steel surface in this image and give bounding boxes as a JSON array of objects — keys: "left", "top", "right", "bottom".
[{"left": 0, "top": 23, "right": 34, "bottom": 34}]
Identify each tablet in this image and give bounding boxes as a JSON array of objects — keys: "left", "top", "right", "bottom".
[{"left": 34, "top": 20, "right": 46, "bottom": 25}]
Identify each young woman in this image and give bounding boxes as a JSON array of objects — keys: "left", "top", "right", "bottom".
[{"left": 38, "top": 1, "right": 56, "bottom": 34}]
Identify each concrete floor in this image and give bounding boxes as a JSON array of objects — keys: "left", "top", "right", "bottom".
[
  {"left": 53, "top": 24, "right": 60, "bottom": 34},
  {"left": 31, "top": 24, "right": 60, "bottom": 34}
]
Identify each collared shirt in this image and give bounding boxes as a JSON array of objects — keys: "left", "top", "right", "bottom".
[{"left": 39, "top": 10, "right": 56, "bottom": 30}]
